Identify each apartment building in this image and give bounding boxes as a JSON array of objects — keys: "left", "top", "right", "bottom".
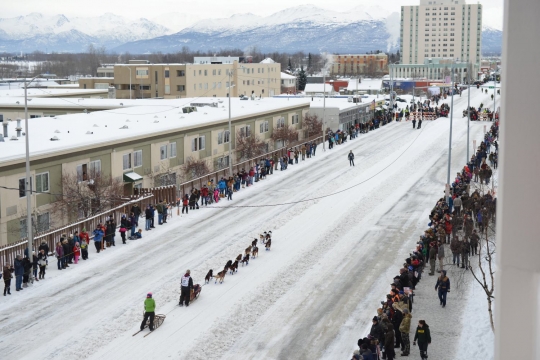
[
  {"left": 0, "top": 98, "right": 309, "bottom": 246},
  {"left": 330, "top": 54, "right": 388, "bottom": 76},
  {"left": 113, "top": 61, "right": 281, "bottom": 99},
  {"left": 400, "top": 0, "right": 482, "bottom": 70}
]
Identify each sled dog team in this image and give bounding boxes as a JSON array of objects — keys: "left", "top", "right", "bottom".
[{"left": 205, "top": 231, "right": 272, "bottom": 284}]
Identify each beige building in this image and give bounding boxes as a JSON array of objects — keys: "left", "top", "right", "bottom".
[
  {"left": 0, "top": 98, "right": 309, "bottom": 246},
  {"left": 330, "top": 54, "right": 388, "bottom": 76},
  {"left": 111, "top": 61, "right": 281, "bottom": 99},
  {"left": 400, "top": 0, "right": 482, "bottom": 69}
]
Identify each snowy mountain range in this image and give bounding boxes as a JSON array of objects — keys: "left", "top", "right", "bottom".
[
  {"left": 0, "top": 7, "right": 503, "bottom": 55},
  {"left": 0, "top": 13, "right": 171, "bottom": 52}
]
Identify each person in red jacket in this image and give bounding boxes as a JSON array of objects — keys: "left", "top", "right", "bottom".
[
  {"left": 73, "top": 242, "right": 81, "bottom": 264},
  {"left": 201, "top": 186, "right": 209, "bottom": 206},
  {"left": 182, "top": 194, "right": 189, "bottom": 214}
]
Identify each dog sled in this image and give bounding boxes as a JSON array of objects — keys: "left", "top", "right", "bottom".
[
  {"left": 190, "top": 284, "right": 202, "bottom": 301},
  {"left": 133, "top": 313, "right": 166, "bottom": 337}
]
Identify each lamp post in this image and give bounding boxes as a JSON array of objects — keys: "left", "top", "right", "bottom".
[
  {"left": 467, "top": 62, "right": 471, "bottom": 161},
  {"left": 23, "top": 74, "right": 41, "bottom": 279},
  {"left": 228, "top": 68, "right": 233, "bottom": 176},
  {"left": 446, "top": 62, "right": 455, "bottom": 205}
]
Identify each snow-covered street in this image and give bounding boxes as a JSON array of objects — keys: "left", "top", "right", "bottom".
[{"left": 0, "top": 88, "right": 497, "bottom": 360}]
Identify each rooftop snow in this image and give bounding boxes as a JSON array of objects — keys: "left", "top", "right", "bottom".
[
  {"left": 0, "top": 97, "right": 309, "bottom": 164},
  {"left": 281, "top": 72, "right": 297, "bottom": 80},
  {"left": 0, "top": 88, "right": 106, "bottom": 98},
  {"left": 347, "top": 79, "right": 383, "bottom": 91},
  {"left": 304, "top": 84, "right": 334, "bottom": 93}
]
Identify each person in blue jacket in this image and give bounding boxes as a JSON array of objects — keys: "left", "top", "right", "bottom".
[
  {"left": 14, "top": 254, "right": 24, "bottom": 291},
  {"left": 218, "top": 178, "right": 227, "bottom": 196},
  {"left": 93, "top": 226, "right": 104, "bottom": 253}
]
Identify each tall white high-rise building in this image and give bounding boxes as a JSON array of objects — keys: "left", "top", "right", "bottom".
[{"left": 400, "top": 0, "right": 482, "bottom": 68}]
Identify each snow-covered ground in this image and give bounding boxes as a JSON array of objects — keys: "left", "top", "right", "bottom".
[{"left": 0, "top": 87, "right": 497, "bottom": 359}]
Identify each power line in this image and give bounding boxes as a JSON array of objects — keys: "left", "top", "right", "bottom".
[{"left": 205, "top": 122, "right": 428, "bottom": 209}]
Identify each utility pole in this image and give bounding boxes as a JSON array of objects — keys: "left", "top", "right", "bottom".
[
  {"left": 467, "top": 62, "right": 471, "bottom": 161},
  {"left": 446, "top": 62, "right": 455, "bottom": 205},
  {"left": 322, "top": 65, "right": 326, "bottom": 151},
  {"left": 24, "top": 76, "right": 35, "bottom": 278},
  {"left": 228, "top": 69, "right": 233, "bottom": 176}
]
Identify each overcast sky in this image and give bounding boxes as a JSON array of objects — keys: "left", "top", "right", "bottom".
[{"left": 2, "top": 0, "right": 504, "bottom": 30}]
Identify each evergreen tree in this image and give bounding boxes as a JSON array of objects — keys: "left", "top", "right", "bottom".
[
  {"left": 288, "top": 58, "right": 292, "bottom": 72},
  {"left": 298, "top": 65, "right": 307, "bottom": 91},
  {"left": 308, "top": 53, "right": 312, "bottom": 72}
]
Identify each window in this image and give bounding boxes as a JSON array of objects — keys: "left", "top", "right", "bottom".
[
  {"left": 240, "top": 125, "right": 251, "bottom": 137},
  {"left": 89, "top": 160, "right": 101, "bottom": 177},
  {"left": 123, "top": 153, "right": 132, "bottom": 170},
  {"left": 165, "top": 85, "right": 170, "bottom": 94},
  {"left": 218, "top": 130, "right": 230, "bottom": 144},
  {"left": 199, "top": 70, "right": 202, "bottom": 75},
  {"left": 134, "top": 150, "right": 142, "bottom": 168},
  {"left": 177, "top": 70, "right": 185, "bottom": 77},
  {"left": 169, "top": 142, "right": 177, "bottom": 158},
  {"left": 277, "top": 117, "right": 285, "bottom": 128},
  {"left": 37, "top": 212, "right": 50, "bottom": 233},
  {"left": 177, "top": 85, "right": 185, "bottom": 92},
  {"left": 218, "top": 82, "right": 222, "bottom": 89},
  {"left": 291, "top": 114, "right": 299, "bottom": 125},
  {"left": 36, "top": 172, "right": 49, "bottom": 193},
  {"left": 191, "top": 136, "right": 205, "bottom": 151},
  {"left": 260, "top": 121, "right": 269, "bottom": 133},
  {"left": 212, "top": 69, "right": 216, "bottom": 75},
  {"left": 216, "top": 155, "right": 229, "bottom": 169},
  {"left": 204, "top": 70, "right": 208, "bottom": 76},
  {"left": 164, "top": 70, "right": 170, "bottom": 78},
  {"left": 160, "top": 145, "right": 168, "bottom": 160},
  {"left": 19, "top": 177, "right": 32, "bottom": 198},
  {"left": 136, "top": 69, "right": 148, "bottom": 76},
  {"left": 155, "top": 71, "right": 158, "bottom": 84}
]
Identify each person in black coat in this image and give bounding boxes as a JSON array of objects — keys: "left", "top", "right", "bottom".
[
  {"left": 38, "top": 241, "right": 49, "bottom": 256},
  {"left": 392, "top": 304, "right": 403, "bottom": 351},
  {"left": 32, "top": 252, "right": 39, "bottom": 282},
  {"left": 61, "top": 240, "right": 70, "bottom": 269},
  {"left": 22, "top": 256, "right": 32, "bottom": 287},
  {"left": 67, "top": 235, "right": 74, "bottom": 264},
  {"left": 370, "top": 316, "right": 384, "bottom": 346},
  {"left": 106, "top": 216, "right": 116, "bottom": 246},
  {"left": 131, "top": 205, "right": 141, "bottom": 220}
]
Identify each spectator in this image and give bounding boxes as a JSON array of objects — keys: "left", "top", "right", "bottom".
[
  {"left": 399, "top": 308, "right": 412, "bottom": 356},
  {"left": 145, "top": 205, "right": 153, "bottom": 230},
  {"left": 413, "top": 320, "right": 431, "bottom": 360},
  {"left": 14, "top": 255, "right": 24, "bottom": 291},
  {"left": 55, "top": 241, "right": 64, "bottom": 270},
  {"left": 435, "top": 270, "right": 450, "bottom": 308},
  {"left": 93, "top": 225, "right": 104, "bottom": 253},
  {"left": 37, "top": 249, "right": 48, "bottom": 279},
  {"left": 3, "top": 263, "right": 14, "bottom": 295}
]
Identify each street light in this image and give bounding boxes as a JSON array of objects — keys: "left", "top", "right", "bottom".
[
  {"left": 23, "top": 74, "right": 42, "bottom": 281},
  {"left": 446, "top": 62, "right": 455, "bottom": 204}
]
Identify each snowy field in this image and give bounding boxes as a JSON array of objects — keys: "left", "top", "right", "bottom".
[{"left": 0, "top": 88, "right": 496, "bottom": 360}]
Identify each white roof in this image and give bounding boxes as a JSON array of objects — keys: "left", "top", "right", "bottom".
[
  {"left": 0, "top": 97, "right": 310, "bottom": 164},
  {"left": 304, "top": 84, "right": 333, "bottom": 93},
  {"left": 260, "top": 58, "right": 276, "bottom": 64},
  {"left": 281, "top": 72, "right": 297, "bottom": 80},
  {"left": 0, "top": 88, "right": 107, "bottom": 98},
  {"left": 309, "top": 96, "right": 377, "bottom": 111},
  {"left": 347, "top": 79, "right": 383, "bottom": 91}
]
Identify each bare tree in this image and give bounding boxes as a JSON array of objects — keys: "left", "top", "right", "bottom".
[
  {"left": 52, "top": 171, "right": 124, "bottom": 222},
  {"left": 181, "top": 157, "right": 211, "bottom": 181},
  {"left": 303, "top": 114, "right": 323, "bottom": 138},
  {"left": 235, "top": 130, "right": 267, "bottom": 161},
  {"left": 271, "top": 126, "right": 299, "bottom": 149}
]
